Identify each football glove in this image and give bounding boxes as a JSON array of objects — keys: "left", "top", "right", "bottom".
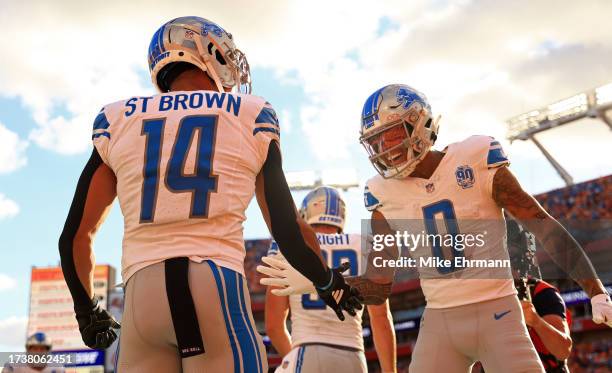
[
  {"left": 591, "top": 293, "right": 612, "bottom": 327},
  {"left": 257, "top": 255, "right": 315, "bottom": 296},
  {"left": 315, "top": 263, "right": 364, "bottom": 321},
  {"left": 75, "top": 300, "right": 121, "bottom": 349}
]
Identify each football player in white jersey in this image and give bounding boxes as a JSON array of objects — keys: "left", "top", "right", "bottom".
[
  {"left": 58, "top": 16, "right": 361, "bottom": 373},
  {"left": 355, "top": 84, "right": 612, "bottom": 372},
  {"left": 260, "top": 187, "right": 396, "bottom": 373},
  {"left": 2, "top": 333, "right": 65, "bottom": 373}
]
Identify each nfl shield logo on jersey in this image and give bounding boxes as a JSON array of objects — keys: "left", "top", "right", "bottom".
[{"left": 455, "top": 165, "right": 475, "bottom": 189}]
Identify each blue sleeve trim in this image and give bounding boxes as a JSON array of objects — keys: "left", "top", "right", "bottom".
[
  {"left": 92, "top": 111, "right": 111, "bottom": 130},
  {"left": 253, "top": 127, "right": 280, "bottom": 136},
  {"left": 267, "top": 241, "right": 280, "bottom": 256},
  {"left": 363, "top": 187, "right": 380, "bottom": 211},
  {"left": 364, "top": 186, "right": 381, "bottom": 211},
  {"left": 487, "top": 148, "right": 508, "bottom": 165},
  {"left": 92, "top": 132, "right": 110, "bottom": 140},
  {"left": 255, "top": 106, "right": 279, "bottom": 128}
]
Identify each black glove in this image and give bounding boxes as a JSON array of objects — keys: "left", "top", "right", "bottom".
[
  {"left": 75, "top": 299, "right": 121, "bottom": 349},
  {"left": 315, "top": 262, "right": 364, "bottom": 321}
]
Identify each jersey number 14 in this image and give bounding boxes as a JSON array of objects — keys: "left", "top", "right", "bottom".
[{"left": 140, "top": 115, "right": 219, "bottom": 223}]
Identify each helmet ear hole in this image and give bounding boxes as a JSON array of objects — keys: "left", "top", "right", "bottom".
[
  {"left": 214, "top": 50, "right": 227, "bottom": 65},
  {"left": 403, "top": 121, "right": 414, "bottom": 137}
]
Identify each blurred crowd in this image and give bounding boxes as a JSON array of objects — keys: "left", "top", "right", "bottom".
[
  {"left": 535, "top": 175, "right": 612, "bottom": 220},
  {"left": 568, "top": 340, "right": 612, "bottom": 373}
]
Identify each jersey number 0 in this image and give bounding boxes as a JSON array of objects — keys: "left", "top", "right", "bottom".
[{"left": 140, "top": 115, "right": 219, "bottom": 223}]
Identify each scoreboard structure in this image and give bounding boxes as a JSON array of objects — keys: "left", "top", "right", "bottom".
[{"left": 26, "top": 265, "right": 115, "bottom": 373}]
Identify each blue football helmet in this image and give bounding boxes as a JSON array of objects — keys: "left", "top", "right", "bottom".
[
  {"left": 148, "top": 16, "right": 251, "bottom": 93},
  {"left": 300, "top": 186, "right": 346, "bottom": 231},
  {"left": 26, "top": 332, "right": 52, "bottom": 350},
  {"left": 359, "top": 84, "right": 439, "bottom": 179}
]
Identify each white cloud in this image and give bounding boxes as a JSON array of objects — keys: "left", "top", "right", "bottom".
[
  {"left": 0, "top": 316, "right": 27, "bottom": 351},
  {"left": 1, "top": 0, "right": 611, "bottom": 185},
  {"left": 0, "top": 123, "right": 28, "bottom": 174},
  {"left": 0, "top": 274, "right": 17, "bottom": 292},
  {"left": 0, "top": 194, "right": 19, "bottom": 220},
  {"left": 279, "top": 109, "right": 292, "bottom": 134}
]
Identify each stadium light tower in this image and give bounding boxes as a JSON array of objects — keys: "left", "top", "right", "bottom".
[
  {"left": 506, "top": 83, "right": 612, "bottom": 186},
  {"left": 286, "top": 168, "right": 359, "bottom": 191}
]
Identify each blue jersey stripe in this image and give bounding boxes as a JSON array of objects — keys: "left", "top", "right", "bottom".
[
  {"left": 255, "top": 106, "right": 279, "bottom": 127},
  {"left": 237, "top": 272, "right": 263, "bottom": 372},
  {"left": 296, "top": 346, "right": 306, "bottom": 372},
  {"left": 487, "top": 148, "right": 508, "bottom": 165},
  {"left": 221, "top": 267, "right": 259, "bottom": 372},
  {"left": 207, "top": 262, "right": 241, "bottom": 373},
  {"left": 253, "top": 127, "right": 280, "bottom": 136},
  {"left": 93, "top": 111, "right": 111, "bottom": 130},
  {"left": 267, "top": 241, "right": 280, "bottom": 256},
  {"left": 364, "top": 187, "right": 380, "bottom": 210},
  {"left": 92, "top": 132, "right": 110, "bottom": 140}
]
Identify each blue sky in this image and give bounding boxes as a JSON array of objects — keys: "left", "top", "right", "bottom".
[{"left": 1, "top": 0, "right": 612, "bottom": 350}]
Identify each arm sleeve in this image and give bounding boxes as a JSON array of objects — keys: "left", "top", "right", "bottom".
[
  {"left": 58, "top": 149, "right": 104, "bottom": 313},
  {"left": 533, "top": 288, "right": 567, "bottom": 319},
  {"left": 261, "top": 141, "right": 330, "bottom": 287}
]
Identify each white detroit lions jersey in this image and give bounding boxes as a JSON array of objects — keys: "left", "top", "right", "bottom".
[
  {"left": 92, "top": 90, "right": 280, "bottom": 282},
  {"left": 268, "top": 233, "right": 366, "bottom": 350},
  {"left": 364, "top": 135, "right": 516, "bottom": 309}
]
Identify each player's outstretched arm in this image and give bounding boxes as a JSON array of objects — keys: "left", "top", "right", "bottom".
[
  {"left": 58, "top": 148, "right": 120, "bottom": 348},
  {"left": 492, "top": 166, "right": 612, "bottom": 326},
  {"left": 368, "top": 300, "right": 397, "bottom": 373},
  {"left": 344, "top": 210, "right": 396, "bottom": 305},
  {"left": 492, "top": 166, "right": 605, "bottom": 296},
  {"left": 255, "top": 141, "right": 363, "bottom": 320},
  {"left": 264, "top": 287, "right": 292, "bottom": 357},
  {"left": 255, "top": 141, "right": 329, "bottom": 286}
]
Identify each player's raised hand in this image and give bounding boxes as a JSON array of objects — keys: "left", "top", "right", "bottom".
[
  {"left": 591, "top": 293, "right": 612, "bottom": 327},
  {"left": 75, "top": 300, "right": 121, "bottom": 349},
  {"left": 257, "top": 255, "right": 315, "bottom": 296},
  {"left": 316, "top": 263, "right": 364, "bottom": 321}
]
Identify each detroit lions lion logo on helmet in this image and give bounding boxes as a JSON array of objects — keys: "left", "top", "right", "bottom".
[
  {"left": 202, "top": 21, "right": 225, "bottom": 37},
  {"left": 394, "top": 87, "right": 430, "bottom": 111}
]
